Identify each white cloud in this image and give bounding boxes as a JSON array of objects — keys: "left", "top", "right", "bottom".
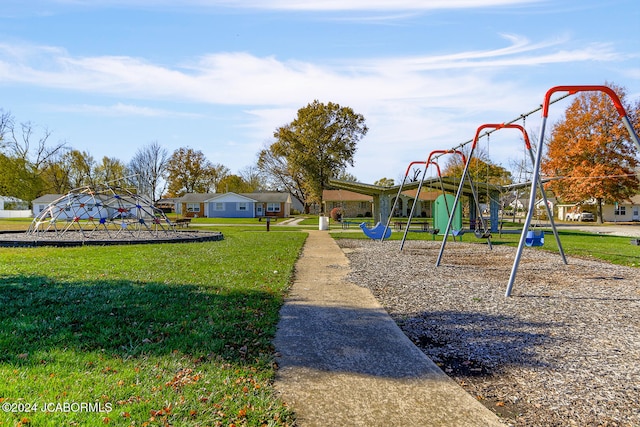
[
  {"left": 0, "top": 35, "right": 620, "bottom": 108},
  {"left": 0, "top": 33, "right": 631, "bottom": 182},
  {"left": 47, "top": 102, "right": 202, "bottom": 118}
]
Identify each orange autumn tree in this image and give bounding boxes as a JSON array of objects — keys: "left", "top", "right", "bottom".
[{"left": 542, "top": 84, "right": 640, "bottom": 223}]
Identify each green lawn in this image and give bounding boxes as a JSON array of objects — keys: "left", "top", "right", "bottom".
[
  {"left": 0, "top": 229, "right": 306, "bottom": 426},
  {"left": 0, "top": 217, "right": 638, "bottom": 426}
]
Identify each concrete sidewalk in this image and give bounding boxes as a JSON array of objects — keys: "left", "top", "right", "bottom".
[{"left": 273, "top": 230, "right": 505, "bottom": 427}]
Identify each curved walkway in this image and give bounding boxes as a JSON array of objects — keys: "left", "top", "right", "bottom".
[{"left": 273, "top": 230, "right": 505, "bottom": 426}]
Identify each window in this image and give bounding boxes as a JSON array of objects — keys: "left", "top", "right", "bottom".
[
  {"left": 267, "top": 203, "right": 281, "bottom": 213},
  {"left": 615, "top": 205, "right": 626, "bottom": 216},
  {"left": 186, "top": 203, "right": 200, "bottom": 213},
  {"left": 214, "top": 202, "right": 224, "bottom": 211},
  {"left": 359, "top": 202, "right": 369, "bottom": 209},
  {"left": 238, "top": 202, "right": 248, "bottom": 211}
]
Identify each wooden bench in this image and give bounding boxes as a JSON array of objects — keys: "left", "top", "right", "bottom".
[{"left": 394, "top": 221, "right": 430, "bottom": 231}]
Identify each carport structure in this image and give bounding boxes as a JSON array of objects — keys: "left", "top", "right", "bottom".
[{"left": 328, "top": 176, "right": 504, "bottom": 231}]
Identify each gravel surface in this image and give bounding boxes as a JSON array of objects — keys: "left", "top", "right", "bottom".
[{"left": 338, "top": 239, "right": 640, "bottom": 427}]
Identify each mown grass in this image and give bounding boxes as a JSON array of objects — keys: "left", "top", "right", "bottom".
[{"left": 0, "top": 229, "right": 306, "bottom": 426}]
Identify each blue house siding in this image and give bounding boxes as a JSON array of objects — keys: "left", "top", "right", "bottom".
[{"left": 207, "top": 201, "right": 255, "bottom": 218}]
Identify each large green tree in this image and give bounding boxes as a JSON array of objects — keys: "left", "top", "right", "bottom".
[
  {"left": 442, "top": 146, "right": 513, "bottom": 186},
  {"left": 265, "top": 100, "right": 368, "bottom": 212},
  {"left": 0, "top": 154, "right": 42, "bottom": 202},
  {"left": 542, "top": 83, "right": 640, "bottom": 223},
  {"left": 166, "top": 147, "right": 229, "bottom": 196}
]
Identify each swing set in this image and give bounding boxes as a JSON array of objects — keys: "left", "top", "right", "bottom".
[
  {"left": 436, "top": 122, "right": 569, "bottom": 267},
  {"left": 381, "top": 150, "right": 467, "bottom": 250},
  {"left": 505, "top": 85, "right": 640, "bottom": 296},
  {"left": 355, "top": 85, "right": 640, "bottom": 298}
]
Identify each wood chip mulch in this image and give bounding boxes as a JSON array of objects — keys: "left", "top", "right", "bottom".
[{"left": 338, "top": 239, "right": 640, "bottom": 427}]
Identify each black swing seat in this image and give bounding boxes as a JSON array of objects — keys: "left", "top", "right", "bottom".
[{"left": 474, "top": 230, "right": 491, "bottom": 239}]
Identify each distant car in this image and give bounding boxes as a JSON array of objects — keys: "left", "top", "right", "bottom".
[
  {"left": 565, "top": 211, "right": 594, "bottom": 221},
  {"left": 579, "top": 212, "right": 594, "bottom": 221}
]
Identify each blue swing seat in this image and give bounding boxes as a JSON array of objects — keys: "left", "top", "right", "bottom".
[
  {"left": 360, "top": 222, "right": 392, "bottom": 240},
  {"left": 525, "top": 230, "right": 544, "bottom": 247}
]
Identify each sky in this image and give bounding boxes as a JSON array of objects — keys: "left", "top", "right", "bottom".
[{"left": 1, "top": 0, "right": 639, "bottom": 185}]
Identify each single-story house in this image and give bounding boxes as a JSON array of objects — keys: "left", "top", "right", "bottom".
[
  {"left": 323, "top": 190, "right": 373, "bottom": 218},
  {"left": 32, "top": 193, "right": 149, "bottom": 220},
  {"left": 175, "top": 192, "right": 294, "bottom": 218},
  {"left": 604, "top": 195, "right": 640, "bottom": 221},
  {"left": 558, "top": 195, "right": 640, "bottom": 222},
  {"left": 0, "top": 195, "right": 31, "bottom": 218}
]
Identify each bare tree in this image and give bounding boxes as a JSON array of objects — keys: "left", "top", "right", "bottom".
[
  {"left": 5, "top": 120, "right": 68, "bottom": 172},
  {"left": 257, "top": 143, "right": 309, "bottom": 209},
  {"left": 238, "top": 165, "right": 266, "bottom": 192},
  {"left": 128, "top": 141, "right": 169, "bottom": 202}
]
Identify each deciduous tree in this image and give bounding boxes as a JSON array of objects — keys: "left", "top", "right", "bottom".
[
  {"left": 267, "top": 100, "right": 368, "bottom": 212},
  {"left": 216, "top": 174, "right": 252, "bottom": 193},
  {"left": 257, "top": 143, "right": 308, "bottom": 208},
  {"left": 542, "top": 83, "right": 640, "bottom": 223},
  {"left": 128, "top": 141, "right": 169, "bottom": 202},
  {"left": 166, "top": 147, "right": 228, "bottom": 196},
  {"left": 443, "top": 147, "right": 513, "bottom": 186},
  {"left": 96, "top": 156, "right": 127, "bottom": 186},
  {"left": 374, "top": 177, "right": 395, "bottom": 187}
]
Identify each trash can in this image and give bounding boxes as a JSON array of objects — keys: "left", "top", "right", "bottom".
[{"left": 319, "top": 216, "right": 329, "bottom": 231}]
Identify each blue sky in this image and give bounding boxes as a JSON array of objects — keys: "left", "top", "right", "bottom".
[{"left": 1, "top": 0, "right": 639, "bottom": 184}]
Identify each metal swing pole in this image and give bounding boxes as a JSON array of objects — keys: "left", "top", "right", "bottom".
[
  {"left": 433, "top": 162, "right": 452, "bottom": 223},
  {"left": 525, "top": 142, "right": 567, "bottom": 263},
  {"left": 436, "top": 147, "right": 476, "bottom": 266},
  {"left": 400, "top": 150, "right": 459, "bottom": 250},
  {"left": 439, "top": 123, "right": 515, "bottom": 264},
  {"left": 506, "top": 85, "right": 640, "bottom": 297},
  {"left": 382, "top": 161, "right": 426, "bottom": 242},
  {"left": 400, "top": 162, "right": 430, "bottom": 250},
  {"left": 500, "top": 122, "right": 566, "bottom": 260}
]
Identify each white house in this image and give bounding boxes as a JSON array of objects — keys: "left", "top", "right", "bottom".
[{"left": 0, "top": 195, "right": 31, "bottom": 218}]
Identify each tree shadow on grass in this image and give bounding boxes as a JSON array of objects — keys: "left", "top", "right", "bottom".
[{"left": 0, "top": 274, "right": 279, "bottom": 364}]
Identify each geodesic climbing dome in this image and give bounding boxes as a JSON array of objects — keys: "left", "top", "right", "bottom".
[{"left": 28, "top": 186, "right": 175, "bottom": 239}]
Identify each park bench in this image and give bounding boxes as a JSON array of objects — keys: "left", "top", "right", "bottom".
[{"left": 175, "top": 218, "right": 192, "bottom": 228}]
